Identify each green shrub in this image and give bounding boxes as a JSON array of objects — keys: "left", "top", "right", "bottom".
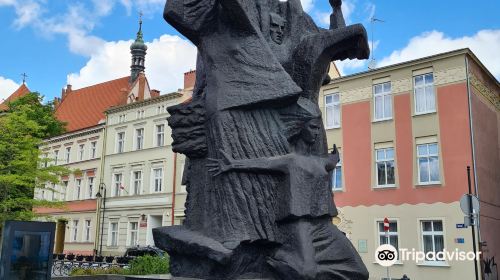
[
  {"left": 126, "top": 255, "right": 170, "bottom": 275},
  {"left": 70, "top": 266, "right": 125, "bottom": 276}
]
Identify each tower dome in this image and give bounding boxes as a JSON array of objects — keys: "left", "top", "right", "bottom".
[{"left": 130, "top": 16, "right": 147, "bottom": 83}]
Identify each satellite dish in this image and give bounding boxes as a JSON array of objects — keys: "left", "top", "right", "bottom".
[{"left": 368, "top": 59, "right": 377, "bottom": 70}]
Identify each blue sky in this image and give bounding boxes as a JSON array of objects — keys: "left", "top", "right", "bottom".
[{"left": 0, "top": 0, "right": 499, "bottom": 102}]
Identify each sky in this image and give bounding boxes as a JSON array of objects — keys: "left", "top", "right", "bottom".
[{"left": 0, "top": 0, "right": 499, "bottom": 102}]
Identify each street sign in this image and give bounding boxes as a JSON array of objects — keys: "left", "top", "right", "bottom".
[
  {"left": 383, "top": 217, "right": 390, "bottom": 231},
  {"left": 460, "top": 194, "right": 480, "bottom": 215},
  {"left": 455, "top": 238, "right": 465, "bottom": 244},
  {"left": 456, "top": 223, "right": 467, "bottom": 229}
]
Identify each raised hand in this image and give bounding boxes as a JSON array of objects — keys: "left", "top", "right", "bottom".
[{"left": 206, "top": 149, "right": 235, "bottom": 177}]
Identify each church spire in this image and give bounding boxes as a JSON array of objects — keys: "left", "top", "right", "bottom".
[{"left": 130, "top": 12, "right": 147, "bottom": 84}]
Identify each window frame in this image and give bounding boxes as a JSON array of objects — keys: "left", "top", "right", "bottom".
[
  {"left": 116, "top": 132, "right": 125, "bottom": 153},
  {"left": 128, "top": 221, "right": 139, "bottom": 247},
  {"left": 375, "top": 147, "right": 396, "bottom": 188},
  {"left": 108, "top": 221, "right": 119, "bottom": 247},
  {"left": 376, "top": 219, "right": 400, "bottom": 254},
  {"left": 131, "top": 170, "right": 143, "bottom": 195},
  {"left": 87, "top": 177, "right": 94, "bottom": 199},
  {"left": 419, "top": 219, "right": 446, "bottom": 263},
  {"left": 75, "top": 178, "right": 82, "bottom": 200},
  {"left": 155, "top": 124, "right": 165, "bottom": 147},
  {"left": 373, "top": 82, "right": 393, "bottom": 121},
  {"left": 151, "top": 167, "right": 163, "bottom": 193},
  {"left": 324, "top": 92, "right": 341, "bottom": 129},
  {"left": 417, "top": 142, "right": 440, "bottom": 185},
  {"left": 84, "top": 220, "right": 91, "bottom": 242},
  {"left": 113, "top": 173, "right": 123, "bottom": 197},
  {"left": 79, "top": 144, "right": 85, "bottom": 161},
  {"left": 135, "top": 128, "right": 145, "bottom": 151},
  {"left": 72, "top": 220, "right": 79, "bottom": 242},
  {"left": 53, "top": 150, "right": 59, "bottom": 165},
  {"left": 413, "top": 73, "right": 436, "bottom": 115},
  {"left": 331, "top": 155, "right": 342, "bottom": 191},
  {"left": 65, "top": 147, "right": 71, "bottom": 163},
  {"left": 90, "top": 141, "right": 97, "bottom": 159}
]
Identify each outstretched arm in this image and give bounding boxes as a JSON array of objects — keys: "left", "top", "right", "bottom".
[
  {"left": 329, "top": 0, "right": 346, "bottom": 30},
  {"left": 207, "top": 150, "right": 289, "bottom": 177}
]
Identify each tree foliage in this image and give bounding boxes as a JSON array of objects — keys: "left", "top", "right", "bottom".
[{"left": 0, "top": 92, "right": 68, "bottom": 226}]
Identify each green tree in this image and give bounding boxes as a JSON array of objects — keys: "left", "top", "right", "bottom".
[{"left": 0, "top": 92, "right": 68, "bottom": 228}]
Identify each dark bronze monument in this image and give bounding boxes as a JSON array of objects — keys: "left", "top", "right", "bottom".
[{"left": 153, "top": 0, "right": 370, "bottom": 278}]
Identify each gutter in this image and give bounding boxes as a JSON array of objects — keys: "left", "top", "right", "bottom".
[
  {"left": 465, "top": 55, "right": 481, "bottom": 243},
  {"left": 171, "top": 153, "right": 177, "bottom": 226}
]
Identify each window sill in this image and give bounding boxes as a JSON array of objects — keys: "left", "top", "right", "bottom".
[
  {"left": 373, "top": 185, "right": 397, "bottom": 190},
  {"left": 413, "top": 111, "right": 437, "bottom": 117},
  {"left": 416, "top": 182, "right": 442, "bottom": 187},
  {"left": 332, "top": 188, "right": 344, "bottom": 193},
  {"left": 417, "top": 261, "right": 450, "bottom": 267},
  {"left": 372, "top": 118, "right": 393, "bottom": 123},
  {"left": 325, "top": 126, "right": 341, "bottom": 130}
]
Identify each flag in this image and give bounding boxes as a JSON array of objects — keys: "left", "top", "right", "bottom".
[{"left": 119, "top": 183, "right": 128, "bottom": 194}]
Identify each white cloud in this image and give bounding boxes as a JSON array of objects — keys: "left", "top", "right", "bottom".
[
  {"left": 0, "top": 76, "right": 20, "bottom": 102},
  {"left": 67, "top": 34, "right": 197, "bottom": 94},
  {"left": 301, "top": 0, "right": 314, "bottom": 13},
  {"left": 378, "top": 29, "right": 500, "bottom": 78}
]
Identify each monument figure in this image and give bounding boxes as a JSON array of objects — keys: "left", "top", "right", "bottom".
[{"left": 154, "top": 0, "right": 370, "bottom": 279}]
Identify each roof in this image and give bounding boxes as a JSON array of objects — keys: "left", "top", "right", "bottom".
[
  {"left": 0, "top": 83, "right": 31, "bottom": 111},
  {"left": 330, "top": 48, "right": 499, "bottom": 85},
  {"left": 55, "top": 77, "right": 130, "bottom": 132}
]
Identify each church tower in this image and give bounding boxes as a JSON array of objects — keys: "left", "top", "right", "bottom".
[{"left": 130, "top": 15, "right": 147, "bottom": 84}]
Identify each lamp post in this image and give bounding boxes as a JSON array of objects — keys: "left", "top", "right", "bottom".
[{"left": 95, "top": 182, "right": 107, "bottom": 256}]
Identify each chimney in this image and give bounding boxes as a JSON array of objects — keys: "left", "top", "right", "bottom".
[
  {"left": 184, "top": 70, "right": 196, "bottom": 89},
  {"left": 151, "top": 89, "right": 160, "bottom": 97},
  {"left": 62, "top": 84, "right": 72, "bottom": 100}
]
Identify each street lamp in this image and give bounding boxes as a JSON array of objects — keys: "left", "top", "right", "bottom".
[{"left": 95, "top": 182, "right": 107, "bottom": 256}]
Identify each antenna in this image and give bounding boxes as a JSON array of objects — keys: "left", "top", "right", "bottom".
[
  {"left": 21, "top": 72, "right": 28, "bottom": 84},
  {"left": 368, "top": 17, "right": 385, "bottom": 70}
]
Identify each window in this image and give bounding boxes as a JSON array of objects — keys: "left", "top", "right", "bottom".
[
  {"left": 88, "top": 177, "right": 94, "bottom": 198},
  {"left": 75, "top": 179, "right": 82, "bottom": 200},
  {"left": 90, "top": 141, "right": 97, "bottom": 159},
  {"left": 135, "top": 128, "right": 144, "bottom": 150},
  {"left": 421, "top": 220, "right": 444, "bottom": 261},
  {"left": 378, "top": 220, "right": 399, "bottom": 252},
  {"left": 113, "top": 173, "right": 123, "bottom": 197},
  {"left": 116, "top": 132, "right": 125, "bottom": 153},
  {"left": 84, "top": 220, "right": 91, "bottom": 242},
  {"left": 109, "top": 222, "right": 118, "bottom": 246},
  {"left": 414, "top": 73, "right": 435, "bottom": 114},
  {"left": 65, "top": 147, "right": 71, "bottom": 163},
  {"left": 325, "top": 93, "right": 340, "bottom": 129},
  {"left": 128, "top": 222, "right": 139, "bottom": 246},
  {"left": 43, "top": 153, "right": 48, "bottom": 168},
  {"left": 417, "top": 143, "right": 440, "bottom": 184},
  {"left": 62, "top": 181, "right": 68, "bottom": 200},
  {"left": 156, "top": 124, "right": 165, "bottom": 147},
  {"left": 72, "top": 220, "right": 79, "bottom": 242},
  {"left": 375, "top": 148, "right": 395, "bottom": 187},
  {"left": 79, "top": 144, "right": 85, "bottom": 161},
  {"left": 136, "top": 110, "right": 145, "bottom": 119},
  {"left": 132, "top": 171, "right": 142, "bottom": 195},
  {"left": 152, "top": 168, "right": 163, "bottom": 192},
  {"left": 373, "top": 82, "right": 392, "bottom": 120},
  {"left": 119, "top": 114, "right": 126, "bottom": 123},
  {"left": 331, "top": 156, "right": 342, "bottom": 191},
  {"left": 54, "top": 150, "right": 59, "bottom": 165}
]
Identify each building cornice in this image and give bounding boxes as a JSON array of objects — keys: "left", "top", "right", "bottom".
[
  {"left": 43, "top": 125, "right": 104, "bottom": 145},
  {"left": 106, "top": 92, "right": 183, "bottom": 114},
  {"left": 330, "top": 48, "right": 498, "bottom": 86}
]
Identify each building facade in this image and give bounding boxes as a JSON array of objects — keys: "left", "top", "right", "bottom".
[
  {"left": 320, "top": 49, "right": 499, "bottom": 279},
  {"left": 97, "top": 90, "right": 185, "bottom": 255}
]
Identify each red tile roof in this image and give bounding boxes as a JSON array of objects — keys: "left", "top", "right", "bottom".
[
  {"left": 0, "top": 83, "right": 31, "bottom": 111},
  {"left": 55, "top": 77, "right": 130, "bottom": 132}
]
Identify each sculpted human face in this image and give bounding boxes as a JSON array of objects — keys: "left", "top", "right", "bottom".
[
  {"left": 301, "top": 118, "right": 321, "bottom": 145},
  {"left": 270, "top": 13, "right": 286, "bottom": 45}
]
